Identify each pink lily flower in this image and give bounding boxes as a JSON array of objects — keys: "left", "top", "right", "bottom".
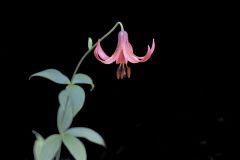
[{"left": 94, "top": 31, "right": 155, "bottom": 79}]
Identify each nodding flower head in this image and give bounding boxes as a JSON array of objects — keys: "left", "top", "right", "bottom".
[{"left": 94, "top": 31, "right": 155, "bottom": 79}]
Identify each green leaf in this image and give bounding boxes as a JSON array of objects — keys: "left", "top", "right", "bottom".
[
  {"left": 57, "top": 104, "right": 73, "bottom": 133},
  {"left": 66, "top": 127, "right": 106, "bottom": 147},
  {"left": 58, "top": 89, "right": 68, "bottom": 107},
  {"left": 29, "top": 69, "right": 71, "bottom": 84},
  {"left": 62, "top": 134, "right": 87, "bottom": 160},
  {"left": 39, "top": 134, "right": 62, "bottom": 160},
  {"left": 66, "top": 85, "right": 85, "bottom": 117},
  {"left": 57, "top": 89, "right": 74, "bottom": 133},
  {"left": 32, "top": 131, "right": 45, "bottom": 160},
  {"left": 88, "top": 37, "right": 93, "bottom": 50},
  {"left": 72, "top": 73, "right": 94, "bottom": 91}
]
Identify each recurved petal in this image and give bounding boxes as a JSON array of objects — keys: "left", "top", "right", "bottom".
[
  {"left": 140, "top": 38, "right": 155, "bottom": 62},
  {"left": 94, "top": 40, "right": 119, "bottom": 64},
  {"left": 94, "top": 40, "right": 110, "bottom": 60},
  {"left": 123, "top": 42, "right": 140, "bottom": 63}
]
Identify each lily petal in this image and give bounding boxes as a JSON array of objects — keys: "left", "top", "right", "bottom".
[
  {"left": 94, "top": 40, "right": 119, "bottom": 64},
  {"left": 140, "top": 38, "right": 155, "bottom": 62},
  {"left": 118, "top": 31, "right": 140, "bottom": 63},
  {"left": 123, "top": 42, "right": 141, "bottom": 63},
  {"left": 95, "top": 40, "right": 110, "bottom": 60},
  {"left": 116, "top": 52, "right": 126, "bottom": 64}
]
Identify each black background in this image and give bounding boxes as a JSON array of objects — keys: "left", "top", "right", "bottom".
[{"left": 1, "top": 2, "right": 235, "bottom": 160}]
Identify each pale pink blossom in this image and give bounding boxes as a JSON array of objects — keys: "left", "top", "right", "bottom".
[{"left": 94, "top": 31, "right": 155, "bottom": 79}]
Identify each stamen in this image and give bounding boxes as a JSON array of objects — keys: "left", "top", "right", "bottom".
[
  {"left": 127, "top": 66, "right": 131, "bottom": 78},
  {"left": 116, "top": 63, "right": 131, "bottom": 79},
  {"left": 122, "top": 65, "right": 126, "bottom": 77},
  {"left": 120, "top": 65, "right": 124, "bottom": 79},
  {"left": 116, "top": 64, "right": 121, "bottom": 79}
]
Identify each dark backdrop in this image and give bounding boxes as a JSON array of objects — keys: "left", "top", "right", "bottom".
[{"left": 1, "top": 2, "right": 235, "bottom": 160}]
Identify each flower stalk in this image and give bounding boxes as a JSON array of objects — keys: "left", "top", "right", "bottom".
[{"left": 71, "top": 22, "right": 124, "bottom": 82}]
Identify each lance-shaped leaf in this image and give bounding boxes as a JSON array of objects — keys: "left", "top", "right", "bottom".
[
  {"left": 66, "top": 85, "right": 85, "bottom": 117},
  {"left": 66, "top": 127, "right": 106, "bottom": 147},
  {"left": 57, "top": 89, "right": 74, "bottom": 133},
  {"left": 39, "top": 134, "right": 62, "bottom": 160},
  {"left": 32, "top": 130, "right": 45, "bottom": 160},
  {"left": 88, "top": 37, "right": 93, "bottom": 50},
  {"left": 63, "top": 134, "right": 87, "bottom": 160},
  {"left": 72, "top": 73, "right": 94, "bottom": 91},
  {"left": 29, "top": 69, "right": 71, "bottom": 84}
]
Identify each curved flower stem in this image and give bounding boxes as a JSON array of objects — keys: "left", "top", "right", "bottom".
[
  {"left": 118, "top": 22, "right": 124, "bottom": 31},
  {"left": 70, "top": 21, "right": 124, "bottom": 82}
]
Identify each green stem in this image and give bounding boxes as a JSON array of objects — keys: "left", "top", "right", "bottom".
[
  {"left": 55, "top": 97, "right": 69, "bottom": 160},
  {"left": 55, "top": 147, "right": 61, "bottom": 160},
  {"left": 60, "top": 96, "right": 70, "bottom": 132},
  {"left": 56, "top": 95, "right": 70, "bottom": 160},
  {"left": 55, "top": 22, "right": 124, "bottom": 160},
  {"left": 70, "top": 21, "right": 124, "bottom": 82}
]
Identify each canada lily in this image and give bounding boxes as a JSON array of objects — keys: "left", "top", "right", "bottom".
[{"left": 94, "top": 31, "right": 155, "bottom": 79}]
